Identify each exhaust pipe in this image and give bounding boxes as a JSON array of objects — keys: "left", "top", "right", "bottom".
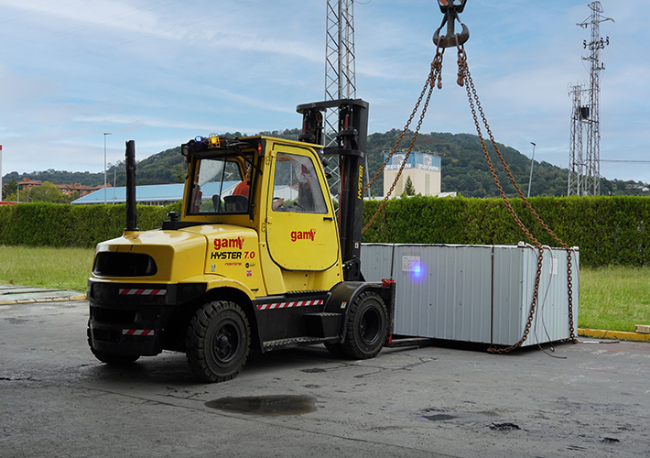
[{"left": 125, "top": 140, "right": 138, "bottom": 232}]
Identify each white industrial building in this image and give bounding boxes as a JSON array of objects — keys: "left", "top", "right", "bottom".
[{"left": 383, "top": 151, "right": 442, "bottom": 197}]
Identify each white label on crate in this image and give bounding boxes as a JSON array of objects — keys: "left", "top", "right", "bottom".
[
  {"left": 402, "top": 256, "right": 421, "bottom": 272},
  {"left": 550, "top": 254, "right": 559, "bottom": 276}
]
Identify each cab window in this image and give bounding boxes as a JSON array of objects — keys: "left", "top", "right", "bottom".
[
  {"left": 272, "top": 152, "right": 327, "bottom": 214},
  {"left": 187, "top": 157, "right": 248, "bottom": 214}
]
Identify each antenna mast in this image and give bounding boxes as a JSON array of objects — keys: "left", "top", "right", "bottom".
[
  {"left": 568, "top": 1, "right": 613, "bottom": 196},
  {"left": 324, "top": 0, "right": 356, "bottom": 196}
]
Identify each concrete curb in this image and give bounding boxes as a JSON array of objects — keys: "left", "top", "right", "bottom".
[
  {"left": 579, "top": 328, "right": 650, "bottom": 343},
  {"left": 0, "top": 292, "right": 86, "bottom": 305},
  {"left": 0, "top": 294, "right": 87, "bottom": 305}
]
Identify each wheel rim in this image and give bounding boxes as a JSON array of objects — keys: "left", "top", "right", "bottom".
[
  {"left": 212, "top": 321, "right": 240, "bottom": 363},
  {"left": 359, "top": 307, "right": 381, "bottom": 346}
]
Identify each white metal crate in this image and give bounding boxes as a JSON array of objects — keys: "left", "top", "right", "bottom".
[{"left": 360, "top": 243, "right": 579, "bottom": 346}]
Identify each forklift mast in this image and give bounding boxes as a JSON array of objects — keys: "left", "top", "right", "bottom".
[{"left": 297, "top": 99, "right": 369, "bottom": 282}]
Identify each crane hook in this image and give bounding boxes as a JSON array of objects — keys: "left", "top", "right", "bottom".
[{"left": 433, "top": 0, "right": 470, "bottom": 49}]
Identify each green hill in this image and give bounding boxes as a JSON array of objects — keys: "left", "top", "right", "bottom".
[{"left": 4, "top": 130, "right": 647, "bottom": 198}]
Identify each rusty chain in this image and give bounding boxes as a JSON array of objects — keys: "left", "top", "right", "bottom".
[
  {"left": 456, "top": 43, "right": 577, "bottom": 350},
  {"left": 361, "top": 47, "right": 444, "bottom": 235},
  {"left": 456, "top": 45, "right": 544, "bottom": 353},
  {"left": 567, "top": 251, "right": 576, "bottom": 342},
  {"left": 360, "top": 38, "right": 577, "bottom": 351}
]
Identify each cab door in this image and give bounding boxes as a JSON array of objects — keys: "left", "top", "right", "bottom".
[{"left": 265, "top": 145, "right": 339, "bottom": 271}]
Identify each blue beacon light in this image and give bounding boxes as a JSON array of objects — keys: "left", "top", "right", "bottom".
[{"left": 410, "top": 260, "right": 425, "bottom": 281}]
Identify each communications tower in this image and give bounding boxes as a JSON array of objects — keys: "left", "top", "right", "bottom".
[
  {"left": 324, "top": 0, "right": 356, "bottom": 195},
  {"left": 568, "top": 1, "right": 613, "bottom": 196}
]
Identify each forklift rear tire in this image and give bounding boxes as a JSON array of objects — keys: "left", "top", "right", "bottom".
[
  {"left": 341, "top": 291, "right": 388, "bottom": 360},
  {"left": 87, "top": 326, "right": 140, "bottom": 365},
  {"left": 324, "top": 342, "right": 345, "bottom": 357},
  {"left": 186, "top": 301, "right": 251, "bottom": 383},
  {"left": 90, "top": 348, "right": 140, "bottom": 365}
]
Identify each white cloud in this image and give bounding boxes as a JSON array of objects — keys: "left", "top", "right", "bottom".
[{"left": 0, "top": 0, "right": 649, "bottom": 184}]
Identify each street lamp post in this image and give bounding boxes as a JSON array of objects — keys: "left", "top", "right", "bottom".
[
  {"left": 527, "top": 142, "right": 536, "bottom": 198},
  {"left": 104, "top": 133, "right": 111, "bottom": 204}
]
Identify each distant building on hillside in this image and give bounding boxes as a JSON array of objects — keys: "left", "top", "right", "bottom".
[
  {"left": 383, "top": 151, "right": 442, "bottom": 196},
  {"left": 57, "top": 183, "right": 108, "bottom": 197},
  {"left": 17, "top": 178, "right": 43, "bottom": 192},
  {"left": 18, "top": 178, "right": 108, "bottom": 197}
]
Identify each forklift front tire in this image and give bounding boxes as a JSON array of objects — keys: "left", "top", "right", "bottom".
[
  {"left": 186, "top": 301, "right": 251, "bottom": 383},
  {"left": 342, "top": 291, "right": 388, "bottom": 360}
]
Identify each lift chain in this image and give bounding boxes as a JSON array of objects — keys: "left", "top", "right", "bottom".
[
  {"left": 566, "top": 251, "right": 577, "bottom": 342},
  {"left": 361, "top": 38, "right": 577, "bottom": 350},
  {"left": 457, "top": 44, "right": 543, "bottom": 353},
  {"left": 456, "top": 43, "right": 577, "bottom": 351},
  {"left": 361, "top": 48, "right": 444, "bottom": 235}
]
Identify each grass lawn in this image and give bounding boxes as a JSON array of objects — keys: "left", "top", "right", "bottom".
[
  {"left": 579, "top": 265, "right": 650, "bottom": 333},
  {"left": 0, "top": 246, "right": 95, "bottom": 292},
  {"left": 1, "top": 246, "right": 648, "bottom": 332}
]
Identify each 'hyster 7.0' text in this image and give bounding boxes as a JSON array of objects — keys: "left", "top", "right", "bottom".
[{"left": 211, "top": 251, "right": 256, "bottom": 260}]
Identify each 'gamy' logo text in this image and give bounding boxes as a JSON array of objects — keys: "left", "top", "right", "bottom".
[
  {"left": 291, "top": 229, "right": 316, "bottom": 242},
  {"left": 214, "top": 236, "right": 245, "bottom": 251}
]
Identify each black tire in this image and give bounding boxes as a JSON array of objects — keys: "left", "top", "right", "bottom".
[
  {"left": 90, "top": 348, "right": 140, "bottom": 365},
  {"left": 324, "top": 342, "right": 346, "bottom": 357},
  {"left": 87, "top": 325, "right": 140, "bottom": 365},
  {"left": 341, "top": 291, "right": 388, "bottom": 360},
  {"left": 185, "top": 301, "right": 250, "bottom": 383}
]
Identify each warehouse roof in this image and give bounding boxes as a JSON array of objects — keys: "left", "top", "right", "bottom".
[{"left": 71, "top": 182, "right": 239, "bottom": 205}]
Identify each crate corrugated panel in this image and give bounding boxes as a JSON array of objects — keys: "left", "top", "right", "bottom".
[
  {"left": 516, "top": 247, "right": 579, "bottom": 346},
  {"left": 360, "top": 243, "right": 579, "bottom": 346},
  {"left": 359, "top": 243, "right": 394, "bottom": 281}
]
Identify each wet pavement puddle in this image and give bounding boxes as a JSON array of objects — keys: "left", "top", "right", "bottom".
[
  {"left": 421, "top": 409, "right": 500, "bottom": 424},
  {"left": 205, "top": 395, "right": 317, "bottom": 416}
]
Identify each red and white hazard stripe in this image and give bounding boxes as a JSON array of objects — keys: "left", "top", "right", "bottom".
[
  {"left": 256, "top": 299, "right": 324, "bottom": 311},
  {"left": 122, "top": 329, "right": 155, "bottom": 336},
  {"left": 119, "top": 288, "right": 166, "bottom": 296}
]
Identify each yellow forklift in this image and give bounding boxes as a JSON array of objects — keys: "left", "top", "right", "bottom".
[{"left": 87, "top": 99, "right": 396, "bottom": 382}]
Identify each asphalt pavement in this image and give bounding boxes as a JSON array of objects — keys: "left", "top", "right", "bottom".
[{"left": 0, "top": 291, "right": 649, "bottom": 458}]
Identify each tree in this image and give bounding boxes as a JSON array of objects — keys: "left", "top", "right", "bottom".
[
  {"left": 67, "top": 191, "right": 80, "bottom": 203},
  {"left": 2, "top": 178, "right": 17, "bottom": 201},
  {"left": 403, "top": 176, "right": 416, "bottom": 196},
  {"left": 173, "top": 164, "right": 186, "bottom": 183},
  {"left": 28, "top": 182, "right": 67, "bottom": 203}
]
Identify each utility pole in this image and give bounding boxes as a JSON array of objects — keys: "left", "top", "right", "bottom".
[
  {"left": 104, "top": 133, "right": 111, "bottom": 204},
  {"left": 568, "top": 1, "right": 613, "bottom": 196},
  {"left": 527, "top": 142, "right": 536, "bottom": 198}
]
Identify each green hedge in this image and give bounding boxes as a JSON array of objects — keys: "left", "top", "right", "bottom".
[
  {"left": 362, "top": 195, "right": 650, "bottom": 267},
  {"left": 2, "top": 196, "right": 650, "bottom": 267},
  {"left": 0, "top": 203, "right": 169, "bottom": 248}
]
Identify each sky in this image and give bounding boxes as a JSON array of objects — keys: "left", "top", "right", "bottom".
[{"left": 0, "top": 0, "right": 648, "bottom": 185}]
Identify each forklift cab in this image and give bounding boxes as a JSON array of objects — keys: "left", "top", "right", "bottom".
[{"left": 184, "top": 149, "right": 252, "bottom": 216}]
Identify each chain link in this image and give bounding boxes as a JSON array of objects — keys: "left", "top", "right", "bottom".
[{"left": 566, "top": 250, "right": 577, "bottom": 343}]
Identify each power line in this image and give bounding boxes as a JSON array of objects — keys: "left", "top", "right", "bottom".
[{"left": 601, "top": 160, "right": 650, "bottom": 164}]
